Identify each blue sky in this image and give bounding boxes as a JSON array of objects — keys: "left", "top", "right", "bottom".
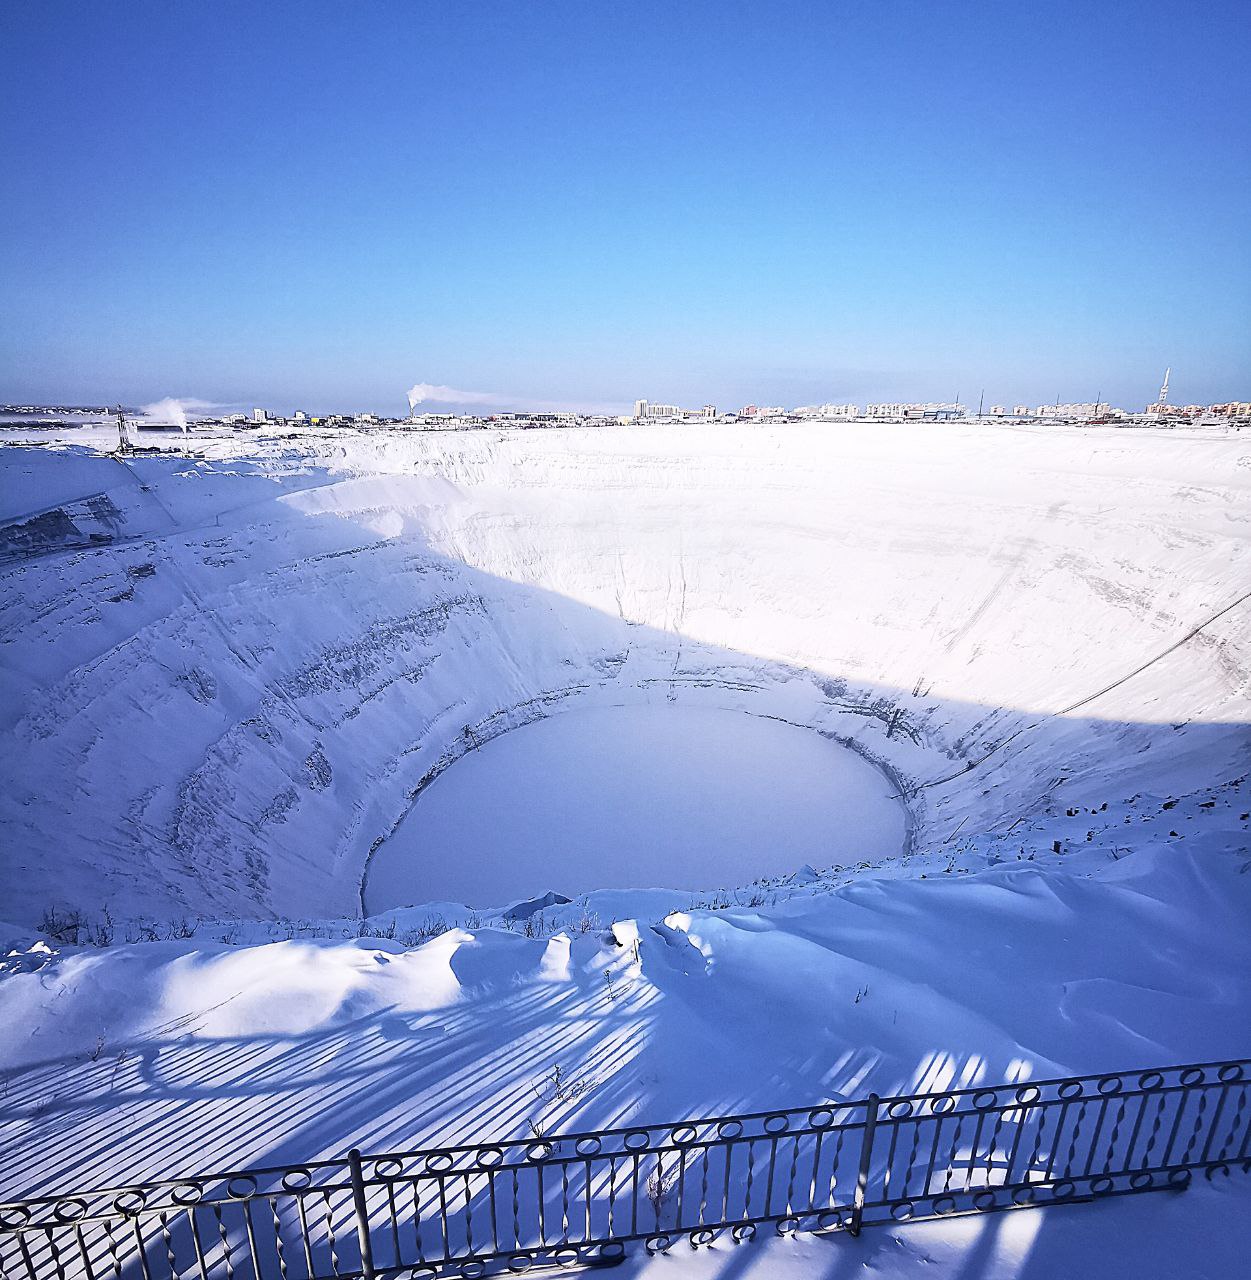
[{"left": 2, "top": 0, "right": 1248, "bottom": 414}]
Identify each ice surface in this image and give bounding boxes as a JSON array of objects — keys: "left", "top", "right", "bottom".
[{"left": 365, "top": 704, "right": 907, "bottom": 909}]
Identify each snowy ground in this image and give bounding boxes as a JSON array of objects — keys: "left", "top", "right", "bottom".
[{"left": 0, "top": 420, "right": 1248, "bottom": 1276}]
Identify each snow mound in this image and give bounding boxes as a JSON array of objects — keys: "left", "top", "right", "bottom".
[{"left": 3, "top": 843, "right": 1248, "bottom": 1194}]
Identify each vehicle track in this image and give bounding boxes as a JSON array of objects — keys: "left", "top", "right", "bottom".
[{"left": 912, "top": 585, "right": 1251, "bottom": 793}]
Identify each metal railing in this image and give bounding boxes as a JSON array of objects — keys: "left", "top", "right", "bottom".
[{"left": 2, "top": 1058, "right": 1248, "bottom": 1279}]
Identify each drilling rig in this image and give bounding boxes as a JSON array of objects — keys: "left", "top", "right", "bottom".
[{"left": 114, "top": 405, "right": 133, "bottom": 455}]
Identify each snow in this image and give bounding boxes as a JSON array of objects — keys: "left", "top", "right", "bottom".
[
  {"left": 365, "top": 704, "right": 908, "bottom": 910},
  {"left": 1, "top": 421, "right": 1246, "bottom": 928},
  {"left": 2, "top": 844, "right": 1248, "bottom": 1176},
  {"left": 607, "top": 1182, "right": 1251, "bottom": 1279},
  {"left": 2, "top": 843, "right": 1249, "bottom": 1275},
  {"left": 0, "top": 420, "right": 1248, "bottom": 1276}
]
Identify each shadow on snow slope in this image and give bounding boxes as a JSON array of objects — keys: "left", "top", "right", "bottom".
[{"left": 0, "top": 443, "right": 1246, "bottom": 927}]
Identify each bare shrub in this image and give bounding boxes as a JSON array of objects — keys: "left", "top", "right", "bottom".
[
  {"left": 647, "top": 1166, "right": 677, "bottom": 1220},
  {"left": 687, "top": 892, "right": 732, "bottom": 912},
  {"left": 86, "top": 909, "right": 114, "bottom": 947},
  {"left": 400, "top": 915, "right": 449, "bottom": 947},
  {"left": 358, "top": 918, "right": 398, "bottom": 940},
  {"left": 532, "top": 1063, "right": 595, "bottom": 1107},
  {"left": 39, "top": 906, "right": 87, "bottom": 945}
]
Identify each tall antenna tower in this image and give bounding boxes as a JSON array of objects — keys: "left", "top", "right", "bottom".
[{"left": 1157, "top": 367, "right": 1171, "bottom": 407}]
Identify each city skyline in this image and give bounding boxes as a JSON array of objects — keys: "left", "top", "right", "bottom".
[
  {"left": 16, "top": 368, "right": 1243, "bottom": 428},
  {"left": 5, "top": 364, "right": 1235, "bottom": 424}
]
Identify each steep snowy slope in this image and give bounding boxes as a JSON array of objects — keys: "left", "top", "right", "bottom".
[{"left": 1, "top": 422, "right": 1246, "bottom": 925}]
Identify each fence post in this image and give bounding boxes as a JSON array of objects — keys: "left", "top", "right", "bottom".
[
  {"left": 348, "top": 1148, "right": 378, "bottom": 1280},
  {"left": 850, "top": 1094, "right": 880, "bottom": 1238}
]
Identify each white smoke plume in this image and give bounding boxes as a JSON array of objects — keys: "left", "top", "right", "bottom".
[
  {"left": 406, "top": 383, "right": 500, "bottom": 411},
  {"left": 406, "top": 383, "right": 624, "bottom": 416},
  {"left": 140, "top": 397, "right": 219, "bottom": 432}
]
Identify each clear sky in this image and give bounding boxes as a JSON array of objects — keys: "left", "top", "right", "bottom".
[{"left": 2, "top": 0, "right": 1248, "bottom": 414}]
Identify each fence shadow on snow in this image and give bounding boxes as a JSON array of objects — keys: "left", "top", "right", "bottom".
[{"left": 2, "top": 1056, "right": 1248, "bottom": 1279}]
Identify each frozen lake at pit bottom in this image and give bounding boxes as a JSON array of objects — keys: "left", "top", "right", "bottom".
[{"left": 365, "top": 706, "right": 908, "bottom": 910}]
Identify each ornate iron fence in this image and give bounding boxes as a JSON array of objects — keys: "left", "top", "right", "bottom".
[{"left": 2, "top": 1058, "right": 1248, "bottom": 1279}]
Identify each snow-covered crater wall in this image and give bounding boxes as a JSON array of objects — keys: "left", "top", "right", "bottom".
[{"left": 0, "top": 423, "right": 1247, "bottom": 926}]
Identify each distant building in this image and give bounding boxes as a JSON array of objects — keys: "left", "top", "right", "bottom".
[
  {"left": 1142, "top": 399, "right": 1221, "bottom": 419},
  {"left": 866, "top": 403, "right": 964, "bottom": 420},
  {"left": 252, "top": 408, "right": 269, "bottom": 423},
  {"left": 794, "top": 403, "right": 858, "bottom": 419},
  {"left": 632, "top": 400, "right": 687, "bottom": 420},
  {"left": 701, "top": 405, "right": 717, "bottom": 419},
  {"left": 1034, "top": 403, "right": 1108, "bottom": 421},
  {"left": 1211, "top": 402, "right": 1251, "bottom": 416},
  {"left": 293, "top": 410, "right": 308, "bottom": 422},
  {"left": 1013, "top": 405, "right": 1029, "bottom": 416},
  {"left": 817, "top": 404, "right": 859, "bottom": 419}
]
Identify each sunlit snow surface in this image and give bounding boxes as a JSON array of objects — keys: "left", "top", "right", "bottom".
[
  {"left": 0, "top": 421, "right": 1248, "bottom": 1276},
  {"left": 366, "top": 705, "right": 907, "bottom": 908}
]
